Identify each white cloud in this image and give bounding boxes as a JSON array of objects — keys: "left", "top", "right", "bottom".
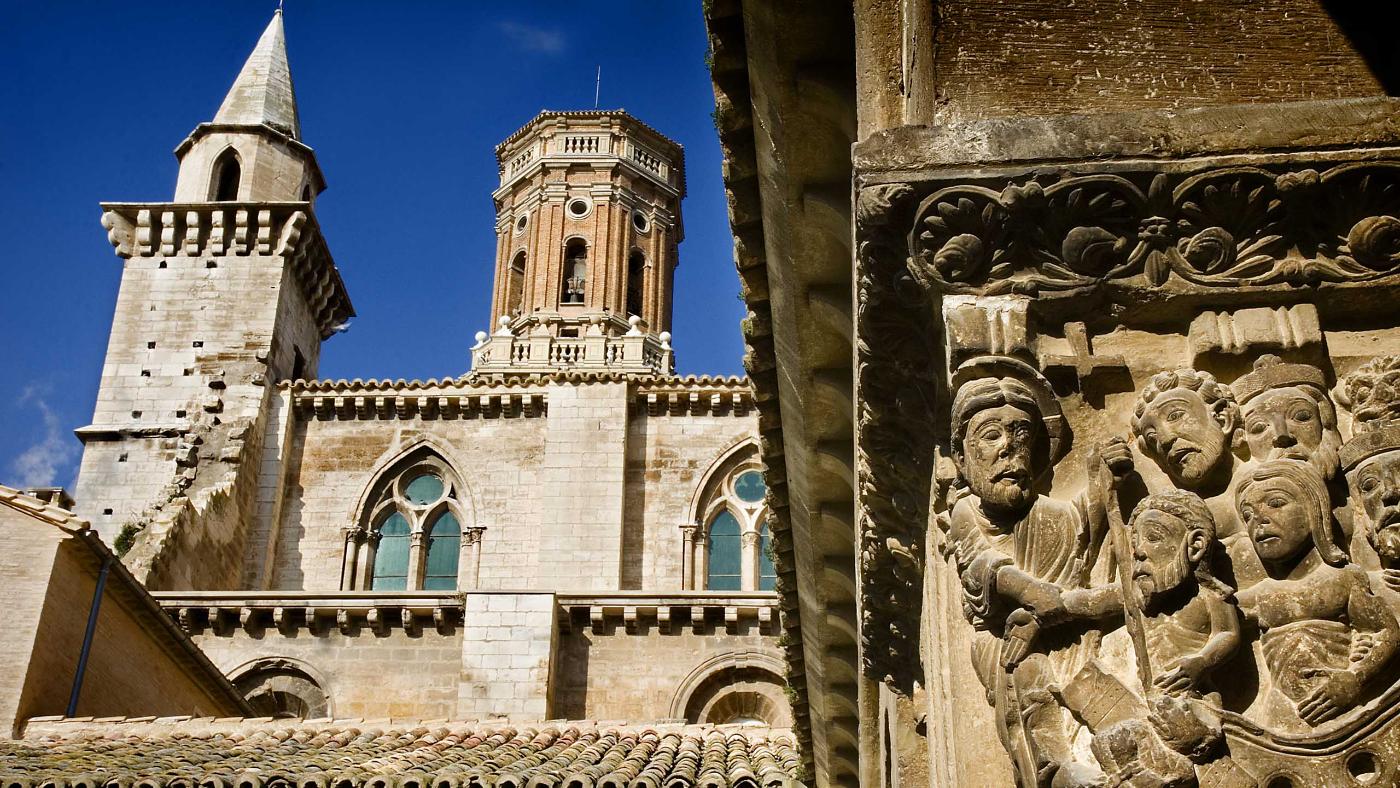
[
  {"left": 497, "top": 20, "right": 566, "bottom": 54},
  {"left": 9, "top": 385, "right": 79, "bottom": 488}
]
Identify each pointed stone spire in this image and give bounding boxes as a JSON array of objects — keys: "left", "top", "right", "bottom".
[{"left": 214, "top": 10, "right": 301, "bottom": 139}]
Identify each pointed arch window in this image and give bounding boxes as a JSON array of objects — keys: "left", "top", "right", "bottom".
[
  {"left": 563, "top": 239, "right": 587, "bottom": 304},
  {"left": 706, "top": 511, "right": 743, "bottom": 591},
  {"left": 210, "top": 148, "right": 241, "bottom": 201},
  {"left": 346, "top": 452, "right": 478, "bottom": 592},
  {"left": 686, "top": 445, "right": 772, "bottom": 592}
]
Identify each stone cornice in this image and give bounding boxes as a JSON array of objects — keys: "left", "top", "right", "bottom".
[
  {"left": 153, "top": 590, "right": 780, "bottom": 639},
  {"left": 99, "top": 202, "right": 354, "bottom": 340}
]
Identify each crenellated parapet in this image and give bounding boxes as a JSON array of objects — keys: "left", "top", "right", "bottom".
[{"left": 100, "top": 202, "right": 354, "bottom": 340}]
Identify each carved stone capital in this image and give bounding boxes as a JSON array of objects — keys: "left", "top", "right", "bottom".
[{"left": 462, "top": 526, "right": 487, "bottom": 546}]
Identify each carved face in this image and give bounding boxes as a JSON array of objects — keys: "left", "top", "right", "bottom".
[
  {"left": 1239, "top": 476, "right": 1315, "bottom": 564},
  {"left": 1130, "top": 508, "right": 1198, "bottom": 602},
  {"left": 1242, "top": 387, "right": 1339, "bottom": 476},
  {"left": 961, "top": 404, "right": 1037, "bottom": 518},
  {"left": 1352, "top": 449, "right": 1400, "bottom": 564},
  {"left": 1137, "top": 389, "right": 1232, "bottom": 489}
]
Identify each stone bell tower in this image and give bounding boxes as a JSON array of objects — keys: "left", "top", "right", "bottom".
[
  {"left": 470, "top": 111, "right": 684, "bottom": 377},
  {"left": 73, "top": 10, "right": 353, "bottom": 577}
]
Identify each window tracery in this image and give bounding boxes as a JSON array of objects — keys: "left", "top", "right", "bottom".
[
  {"left": 344, "top": 451, "right": 477, "bottom": 591},
  {"left": 684, "top": 446, "right": 772, "bottom": 591}
]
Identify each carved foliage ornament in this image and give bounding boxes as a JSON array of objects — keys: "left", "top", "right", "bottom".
[{"left": 909, "top": 164, "right": 1400, "bottom": 295}]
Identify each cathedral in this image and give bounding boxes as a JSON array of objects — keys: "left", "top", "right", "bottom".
[{"left": 1, "top": 9, "right": 797, "bottom": 788}]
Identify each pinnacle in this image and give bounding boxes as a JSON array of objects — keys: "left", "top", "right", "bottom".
[{"left": 213, "top": 10, "right": 301, "bottom": 139}]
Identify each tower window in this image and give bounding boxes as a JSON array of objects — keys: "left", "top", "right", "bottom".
[
  {"left": 507, "top": 251, "right": 527, "bottom": 316},
  {"left": 210, "top": 148, "right": 242, "bottom": 202},
  {"left": 562, "top": 239, "right": 587, "bottom": 304},
  {"left": 627, "top": 250, "right": 646, "bottom": 318},
  {"left": 566, "top": 198, "right": 591, "bottom": 219},
  {"left": 759, "top": 522, "right": 777, "bottom": 591},
  {"left": 632, "top": 210, "right": 650, "bottom": 234},
  {"left": 515, "top": 214, "right": 528, "bottom": 234}
]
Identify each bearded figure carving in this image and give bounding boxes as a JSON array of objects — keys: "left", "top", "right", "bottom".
[
  {"left": 1341, "top": 357, "right": 1400, "bottom": 600},
  {"left": 1132, "top": 370, "right": 1240, "bottom": 497},
  {"left": 1127, "top": 491, "right": 1241, "bottom": 700},
  {"left": 1232, "top": 355, "right": 1342, "bottom": 479},
  {"left": 1234, "top": 459, "right": 1400, "bottom": 731},
  {"left": 946, "top": 374, "right": 1132, "bottom": 788}
]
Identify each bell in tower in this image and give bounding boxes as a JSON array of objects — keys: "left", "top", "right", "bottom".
[{"left": 471, "top": 111, "right": 684, "bottom": 378}]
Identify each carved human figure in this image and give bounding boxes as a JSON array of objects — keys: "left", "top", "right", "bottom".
[
  {"left": 947, "top": 375, "right": 1131, "bottom": 787},
  {"left": 1339, "top": 355, "right": 1400, "bottom": 426},
  {"left": 1232, "top": 355, "right": 1342, "bottom": 479},
  {"left": 1342, "top": 415, "right": 1400, "bottom": 606},
  {"left": 1132, "top": 369, "right": 1240, "bottom": 497},
  {"left": 1127, "top": 491, "right": 1241, "bottom": 699},
  {"left": 1234, "top": 459, "right": 1399, "bottom": 729}
]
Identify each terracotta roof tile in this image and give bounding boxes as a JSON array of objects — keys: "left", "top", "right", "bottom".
[{"left": 0, "top": 720, "right": 801, "bottom": 788}]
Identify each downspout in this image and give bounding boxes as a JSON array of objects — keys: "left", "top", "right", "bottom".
[{"left": 66, "top": 552, "right": 113, "bottom": 717}]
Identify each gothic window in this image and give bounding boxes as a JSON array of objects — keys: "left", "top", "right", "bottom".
[
  {"left": 348, "top": 451, "right": 472, "bottom": 591},
  {"left": 562, "top": 239, "right": 587, "bottom": 304},
  {"left": 688, "top": 443, "right": 772, "bottom": 592},
  {"left": 210, "top": 148, "right": 241, "bottom": 201},
  {"left": 507, "top": 251, "right": 527, "bottom": 316},
  {"left": 626, "top": 250, "right": 646, "bottom": 318},
  {"left": 706, "top": 510, "right": 743, "bottom": 591}
]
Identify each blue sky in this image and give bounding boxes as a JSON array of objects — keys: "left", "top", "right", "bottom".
[{"left": 0, "top": 2, "right": 744, "bottom": 491}]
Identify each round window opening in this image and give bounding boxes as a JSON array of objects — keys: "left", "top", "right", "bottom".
[
  {"left": 632, "top": 211, "right": 650, "bottom": 233},
  {"left": 403, "top": 473, "right": 445, "bottom": 506},
  {"left": 515, "top": 214, "right": 528, "bottom": 234},
  {"left": 734, "top": 470, "right": 766, "bottom": 503},
  {"left": 567, "top": 199, "right": 590, "bottom": 219}
]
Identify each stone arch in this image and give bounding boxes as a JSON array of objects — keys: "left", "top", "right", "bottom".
[
  {"left": 347, "top": 437, "right": 479, "bottom": 529},
  {"left": 229, "top": 657, "right": 331, "bottom": 719},
  {"left": 669, "top": 649, "right": 792, "bottom": 726},
  {"left": 209, "top": 146, "right": 242, "bottom": 201},
  {"left": 343, "top": 438, "right": 480, "bottom": 590},
  {"left": 686, "top": 437, "right": 762, "bottom": 526}
]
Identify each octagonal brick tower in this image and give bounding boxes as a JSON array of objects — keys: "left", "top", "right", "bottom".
[{"left": 474, "top": 111, "right": 684, "bottom": 377}]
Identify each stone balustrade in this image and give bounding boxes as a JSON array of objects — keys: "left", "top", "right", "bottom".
[
  {"left": 470, "top": 318, "right": 674, "bottom": 377},
  {"left": 497, "top": 127, "right": 678, "bottom": 192}
]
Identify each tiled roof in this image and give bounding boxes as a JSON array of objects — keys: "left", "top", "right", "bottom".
[{"left": 1, "top": 719, "right": 802, "bottom": 788}]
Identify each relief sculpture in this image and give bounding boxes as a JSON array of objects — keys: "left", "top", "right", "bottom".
[{"left": 855, "top": 154, "right": 1400, "bottom": 785}]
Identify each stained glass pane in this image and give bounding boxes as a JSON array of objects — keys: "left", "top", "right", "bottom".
[
  {"left": 372, "top": 512, "right": 409, "bottom": 590},
  {"left": 759, "top": 523, "right": 777, "bottom": 591},
  {"left": 734, "top": 470, "right": 766, "bottom": 503},
  {"left": 707, "top": 511, "right": 742, "bottom": 591},
  {"left": 404, "top": 473, "right": 444, "bottom": 506},
  {"left": 424, "top": 511, "right": 460, "bottom": 591}
]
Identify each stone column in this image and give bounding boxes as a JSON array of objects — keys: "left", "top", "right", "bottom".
[
  {"left": 462, "top": 526, "right": 487, "bottom": 590},
  {"left": 407, "top": 531, "right": 427, "bottom": 589},
  {"left": 695, "top": 527, "right": 709, "bottom": 591},
  {"left": 357, "top": 531, "right": 381, "bottom": 590},
  {"left": 680, "top": 523, "right": 699, "bottom": 590},
  {"left": 339, "top": 525, "right": 363, "bottom": 591},
  {"left": 740, "top": 530, "right": 761, "bottom": 591}
]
